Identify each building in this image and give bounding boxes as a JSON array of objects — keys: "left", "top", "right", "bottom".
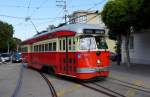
[
  {"left": 69, "top": 10, "right": 104, "bottom": 26},
  {"left": 69, "top": 10, "right": 116, "bottom": 53},
  {"left": 121, "top": 29, "right": 150, "bottom": 65}
]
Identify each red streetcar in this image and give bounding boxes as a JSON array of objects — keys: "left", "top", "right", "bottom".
[{"left": 21, "top": 24, "right": 110, "bottom": 80}]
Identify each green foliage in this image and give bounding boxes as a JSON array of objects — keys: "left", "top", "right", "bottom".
[
  {"left": 102, "top": 0, "right": 144, "bottom": 36},
  {"left": 0, "top": 21, "right": 14, "bottom": 51},
  {"left": 137, "top": 0, "right": 150, "bottom": 29},
  {"left": 10, "top": 37, "right": 22, "bottom": 51}
]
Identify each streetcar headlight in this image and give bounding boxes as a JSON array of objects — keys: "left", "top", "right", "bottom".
[{"left": 97, "top": 59, "right": 101, "bottom": 64}]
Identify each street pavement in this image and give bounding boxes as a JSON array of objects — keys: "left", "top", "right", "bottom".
[
  {"left": 109, "top": 62, "right": 150, "bottom": 97},
  {"left": 0, "top": 63, "right": 21, "bottom": 97},
  {"left": 0, "top": 62, "right": 150, "bottom": 97},
  {"left": 110, "top": 62, "right": 150, "bottom": 88}
]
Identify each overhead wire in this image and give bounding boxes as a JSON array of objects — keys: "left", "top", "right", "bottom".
[
  {"left": 27, "top": 0, "right": 32, "bottom": 15},
  {"left": 29, "top": 0, "right": 49, "bottom": 17},
  {"left": 0, "top": 0, "right": 107, "bottom": 32},
  {"left": 0, "top": 14, "right": 25, "bottom": 19},
  {"left": 87, "top": 0, "right": 106, "bottom": 11}
]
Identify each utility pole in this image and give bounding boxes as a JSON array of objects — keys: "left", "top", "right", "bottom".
[{"left": 56, "top": 0, "right": 67, "bottom": 24}]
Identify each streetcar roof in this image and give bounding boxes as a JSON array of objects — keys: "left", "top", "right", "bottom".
[
  {"left": 34, "top": 24, "right": 105, "bottom": 38},
  {"left": 53, "top": 24, "right": 105, "bottom": 33},
  {"left": 22, "top": 24, "right": 105, "bottom": 44}
]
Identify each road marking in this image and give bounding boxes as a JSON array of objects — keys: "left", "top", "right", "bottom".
[
  {"left": 126, "top": 80, "right": 143, "bottom": 97},
  {"left": 57, "top": 84, "right": 81, "bottom": 96},
  {"left": 126, "top": 88, "right": 135, "bottom": 97}
]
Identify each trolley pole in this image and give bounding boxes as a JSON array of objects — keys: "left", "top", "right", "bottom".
[{"left": 25, "top": 17, "right": 39, "bottom": 34}]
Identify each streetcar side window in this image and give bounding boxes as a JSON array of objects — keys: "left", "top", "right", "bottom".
[
  {"left": 21, "top": 46, "right": 28, "bottom": 52},
  {"left": 67, "top": 37, "right": 76, "bottom": 51},
  {"left": 63, "top": 39, "right": 66, "bottom": 51},
  {"left": 33, "top": 45, "right": 37, "bottom": 52},
  {"left": 39, "top": 45, "right": 42, "bottom": 52},
  {"left": 34, "top": 45, "right": 36, "bottom": 52},
  {"left": 59, "top": 40, "right": 62, "bottom": 50},
  {"left": 35, "top": 45, "right": 38, "bottom": 52},
  {"left": 53, "top": 42, "right": 56, "bottom": 51},
  {"left": 45, "top": 44, "right": 48, "bottom": 52},
  {"left": 42, "top": 44, "right": 45, "bottom": 52},
  {"left": 36, "top": 45, "right": 39, "bottom": 52},
  {"left": 72, "top": 37, "right": 76, "bottom": 50},
  {"left": 49, "top": 43, "right": 52, "bottom": 51},
  {"left": 68, "top": 38, "right": 72, "bottom": 50}
]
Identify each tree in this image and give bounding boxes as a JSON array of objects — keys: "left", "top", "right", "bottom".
[
  {"left": 10, "top": 37, "right": 22, "bottom": 52},
  {"left": 137, "top": 0, "right": 150, "bottom": 29},
  {"left": 102, "top": 0, "right": 144, "bottom": 66},
  {"left": 0, "top": 21, "right": 14, "bottom": 52}
]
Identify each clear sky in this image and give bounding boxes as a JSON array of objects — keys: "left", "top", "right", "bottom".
[{"left": 0, "top": 0, "right": 108, "bottom": 40}]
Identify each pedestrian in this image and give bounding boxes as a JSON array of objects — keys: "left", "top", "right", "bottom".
[{"left": 117, "top": 53, "right": 121, "bottom": 65}]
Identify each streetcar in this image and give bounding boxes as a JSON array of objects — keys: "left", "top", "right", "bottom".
[{"left": 21, "top": 24, "right": 110, "bottom": 80}]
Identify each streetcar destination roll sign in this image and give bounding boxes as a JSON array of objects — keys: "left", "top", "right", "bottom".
[{"left": 83, "top": 29, "right": 105, "bottom": 34}]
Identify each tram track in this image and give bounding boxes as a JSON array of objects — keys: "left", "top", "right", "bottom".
[
  {"left": 108, "top": 77, "right": 150, "bottom": 94},
  {"left": 39, "top": 72, "right": 58, "bottom": 97},
  {"left": 11, "top": 63, "right": 24, "bottom": 97},
  {"left": 78, "top": 81, "right": 126, "bottom": 97},
  {"left": 77, "top": 77, "right": 150, "bottom": 97}
]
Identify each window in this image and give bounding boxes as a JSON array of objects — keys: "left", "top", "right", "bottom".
[
  {"left": 59, "top": 40, "right": 62, "bottom": 50},
  {"left": 45, "top": 44, "right": 48, "bottom": 51},
  {"left": 72, "top": 37, "right": 76, "bottom": 50},
  {"left": 53, "top": 42, "right": 56, "bottom": 51},
  {"left": 34, "top": 46, "right": 36, "bottom": 52},
  {"left": 39, "top": 45, "right": 42, "bottom": 52},
  {"left": 79, "top": 36, "right": 96, "bottom": 50},
  {"left": 68, "top": 38, "right": 72, "bottom": 50},
  {"left": 63, "top": 39, "right": 66, "bottom": 50},
  {"left": 95, "top": 36, "right": 108, "bottom": 49},
  {"left": 49, "top": 43, "right": 52, "bottom": 51},
  {"left": 42, "top": 44, "right": 45, "bottom": 52},
  {"left": 130, "top": 36, "right": 134, "bottom": 49},
  {"left": 21, "top": 47, "right": 28, "bottom": 52},
  {"left": 36, "top": 45, "right": 39, "bottom": 52}
]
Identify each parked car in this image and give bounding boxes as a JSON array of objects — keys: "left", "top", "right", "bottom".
[
  {"left": 110, "top": 52, "right": 117, "bottom": 61},
  {"left": 0, "top": 53, "right": 11, "bottom": 62},
  {"left": 12, "top": 53, "right": 22, "bottom": 63}
]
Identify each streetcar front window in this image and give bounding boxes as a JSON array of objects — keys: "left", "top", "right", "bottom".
[
  {"left": 79, "top": 35, "right": 96, "bottom": 50},
  {"left": 95, "top": 36, "right": 108, "bottom": 50}
]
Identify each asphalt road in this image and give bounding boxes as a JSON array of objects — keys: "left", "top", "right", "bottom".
[{"left": 0, "top": 62, "right": 150, "bottom": 97}]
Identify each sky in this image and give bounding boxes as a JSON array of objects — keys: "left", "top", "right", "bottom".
[{"left": 0, "top": 0, "right": 108, "bottom": 40}]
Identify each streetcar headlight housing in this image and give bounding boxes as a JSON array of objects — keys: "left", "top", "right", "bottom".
[{"left": 97, "top": 59, "right": 101, "bottom": 64}]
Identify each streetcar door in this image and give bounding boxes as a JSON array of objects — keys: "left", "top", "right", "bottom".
[
  {"left": 60, "top": 37, "right": 69, "bottom": 75},
  {"left": 65, "top": 36, "right": 69, "bottom": 75},
  {"left": 59, "top": 37, "right": 76, "bottom": 75}
]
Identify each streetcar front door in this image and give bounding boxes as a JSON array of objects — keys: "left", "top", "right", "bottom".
[{"left": 59, "top": 36, "right": 76, "bottom": 76}]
